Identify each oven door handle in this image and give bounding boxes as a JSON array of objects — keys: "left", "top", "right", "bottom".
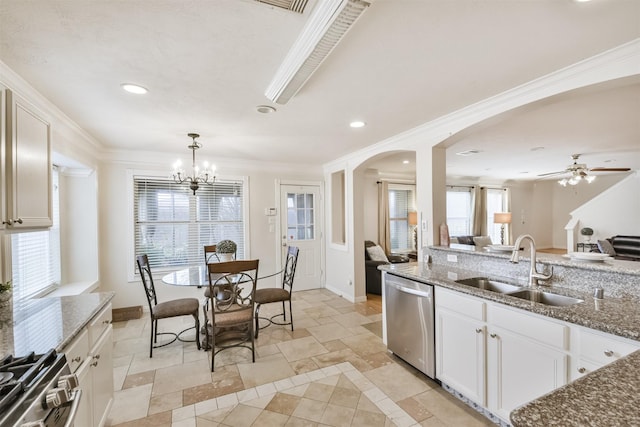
[{"left": 63, "top": 389, "right": 82, "bottom": 427}]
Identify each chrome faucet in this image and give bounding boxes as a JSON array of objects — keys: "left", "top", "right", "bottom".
[{"left": 510, "top": 234, "right": 553, "bottom": 286}]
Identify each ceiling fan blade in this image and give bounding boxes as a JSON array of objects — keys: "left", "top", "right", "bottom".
[
  {"left": 537, "top": 171, "right": 566, "bottom": 177},
  {"left": 589, "top": 167, "right": 631, "bottom": 172}
]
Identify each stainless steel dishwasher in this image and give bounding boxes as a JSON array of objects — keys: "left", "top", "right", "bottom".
[{"left": 384, "top": 272, "right": 435, "bottom": 379}]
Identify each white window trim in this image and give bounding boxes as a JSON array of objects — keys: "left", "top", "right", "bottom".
[{"left": 126, "top": 169, "right": 250, "bottom": 282}]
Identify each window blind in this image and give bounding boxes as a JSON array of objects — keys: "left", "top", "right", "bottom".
[
  {"left": 446, "top": 187, "right": 473, "bottom": 236},
  {"left": 388, "top": 186, "right": 414, "bottom": 251},
  {"left": 133, "top": 177, "right": 245, "bottom": 271},
  {"left": 11, "top": 167, "right": 61, "bottom": 300}
]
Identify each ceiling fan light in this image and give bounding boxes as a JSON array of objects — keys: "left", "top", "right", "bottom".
[
  {"left": 568, "top": 177, "right": 580, "bottom": 185},
  {"left": 558, "top": 179, "right": 568, "bottom": 186},
  {"left": 585, "top": 175, "right": 596, "bottom": 183}
]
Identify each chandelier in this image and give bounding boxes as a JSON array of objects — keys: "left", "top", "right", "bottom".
[{"left": 171, "top": 133, "right": 216, "bottom": 195}]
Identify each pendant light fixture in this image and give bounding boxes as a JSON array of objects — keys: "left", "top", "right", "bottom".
[{"left": 171, "top": 133, "right": 216, "bottom": 195}]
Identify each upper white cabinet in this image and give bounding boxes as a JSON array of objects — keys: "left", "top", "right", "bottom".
[{"left": 1, "top": 88, "right": 52, "bottom": 230}]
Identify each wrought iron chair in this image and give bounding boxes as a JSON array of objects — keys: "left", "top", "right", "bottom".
[
  {"left": 203, "top": 244, "right": 219, "bottom": 264},
  {"left": 136, "top": 254, "right": 200, "bottom": 358},
  {"left": 254, "top": 246, "right": 299, "bottom": 339},
  {"left": 206, "top": 259, "right": 259, "bottom": 371}
]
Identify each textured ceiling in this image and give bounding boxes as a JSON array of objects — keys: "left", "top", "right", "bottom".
[{"left": 0, "top": 0, "right": 639, "bottom": 178}]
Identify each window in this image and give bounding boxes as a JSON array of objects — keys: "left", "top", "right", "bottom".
[
  {"left": 11, "top": 167, "right": 61, "bottom": 300},
  {"left": 287, "top": 192, "right": 315, "bottom": 240},
  {"left": 133, "top": 177, "right": 246, "bottom": 271},
  {"left": 446, "top": 187, "right": 473, "bottom": 236},
  {"left": 388, "top": 185, "right": 415, "bottom": 251}
]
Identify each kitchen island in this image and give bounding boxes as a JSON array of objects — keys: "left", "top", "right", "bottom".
[{"left": 379, "top": 246, "right": 640, "bottom": 427}]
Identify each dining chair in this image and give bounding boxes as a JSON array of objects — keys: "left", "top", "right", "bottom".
[
  {"left": 136, "top": 254, "right": 201, "bottom": 358},
  {"left": 254, "top": 246, "right": 299, "bottom": 339},
  {"left": 206, "top": 259, "right": 259, "bottom": 371},
  {"left": 203, "top": 244, "right": 219, "bottom": 264}
]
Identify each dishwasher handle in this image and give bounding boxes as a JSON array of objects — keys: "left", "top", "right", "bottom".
[{"left": 387, "top": 281, "right": 432, "bottom": 298}]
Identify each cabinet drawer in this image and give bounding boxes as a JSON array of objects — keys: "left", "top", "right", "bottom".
[
  {"left": 489, "top": 304, "right": 568, "bottom": 350},
  {"left": 65, "top": 329, "right": 89, "bottom": 373},
  {"left": 89, "top": 303, "right": 113, "bottom": 347},
  {"left": 436, "top": 288, "right": 485, "bottom": 321},
  {"left": 580, "top": 329, "right": 639, "bottom": 365}
]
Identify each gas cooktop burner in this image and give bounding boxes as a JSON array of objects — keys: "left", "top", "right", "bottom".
[{"left": 0, "top": 349, "right": 78, "bottom": 427}]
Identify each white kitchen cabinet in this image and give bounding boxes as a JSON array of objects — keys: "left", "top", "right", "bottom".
[
  {"left": 487, "top": 325, "right": 568, "bottom": 420},
  {"left": 435, "top": 287, "right": 569, "bottom": 423},
  {"left": 1, "top": 89, "right": 52, "bottom": 230},
  {"left": 436, "top": 288, "right": 487, "bottom": 406},
  {"left": 572, "top": 327, "right": 640, "bottom": 380},
  {"left": 63, "top": 303, "right": 113, "bottom": 427}
]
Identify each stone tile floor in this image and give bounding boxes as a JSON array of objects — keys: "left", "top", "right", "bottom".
[{"left": 107, "top": 290, "right": 493, "bottom": 426}]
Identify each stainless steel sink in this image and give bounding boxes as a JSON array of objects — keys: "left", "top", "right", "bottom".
[
  {"left": 456, "top": 277, "right": 522, "bottom": 294},
  {"left": 506, "top": 289, "right": 583, "bottom": 307}
]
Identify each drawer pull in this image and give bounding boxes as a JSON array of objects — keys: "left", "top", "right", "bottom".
[
  {"left": 475, "top": 328, "right": 482, "bottom": 334},
  {"left": 604, "top": 350, "right": 614, "bottom": 357},
  {"left": 102, "top": 319, "right": 112, "bottom": 325},
  {"left": 490, "top": 333, "right": 497, "bottom": 339},
  {"left": 71, "top": 356, "right": 82, "bottom": 363},
  {"left": 578, "top": 367, "right": 586, "bottom": 373}
]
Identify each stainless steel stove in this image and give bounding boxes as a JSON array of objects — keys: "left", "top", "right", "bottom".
[{"left": 0, "top": 350, "right": 81, "bottom": 427}]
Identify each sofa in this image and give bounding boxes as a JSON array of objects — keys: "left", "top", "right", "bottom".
[
  {"left": 595, "top": 235, "right": 640, "bottom": 261},
  {"left": 364, "top": 240, "right": 410, "bottom": 295},
  {"left": 450, "top": 235, "right": 493, "bottom": 247}
]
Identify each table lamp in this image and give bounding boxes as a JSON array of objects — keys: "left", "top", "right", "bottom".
[
  {"left": 493, "top": 212, "right": 512, "bottom": 245},
  {"left": 408, "top": 211, "right": 418, "bottom": 250}
]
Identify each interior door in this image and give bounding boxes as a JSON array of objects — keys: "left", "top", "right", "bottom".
[{"left": 280, "top": 184, "right": 322, "bottom": 291}]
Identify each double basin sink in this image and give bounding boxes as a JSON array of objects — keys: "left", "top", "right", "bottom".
[{"left": 455, "top": 277, "right": 583, "bottom": 307}]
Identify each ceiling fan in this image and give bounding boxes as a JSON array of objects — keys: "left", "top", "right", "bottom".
[{"left": 538, "top": 154, "right": 631, "bottom": 186}]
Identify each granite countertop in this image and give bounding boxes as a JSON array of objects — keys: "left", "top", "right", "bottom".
[
  {"left": 0, "top": 292, "right": 115, "bottom": 359},
  {"left": 380, "top": 262, "right": 640, "bottom": 340},
  {"left": 379, "top": 261, "right": 640, "bottom": 427}
]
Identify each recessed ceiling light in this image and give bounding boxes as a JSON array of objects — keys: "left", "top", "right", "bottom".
[
  {"left": 530, "top": 146, "right": 545, "bottom": 152},
  {"left": 456, "top": 150, "right": 481, "bottom": 156},
  {"left": 402, "top": 160, "right": 410, "bottom": 164},
  {"left": 256, "top": 105, "right": 276, "bottom": 114},
  {"left": 121, "top": 83, "right": 148, "bottom": 94},
  {"left": 350, "top": 121, "right": 365, "bottom": 128}
]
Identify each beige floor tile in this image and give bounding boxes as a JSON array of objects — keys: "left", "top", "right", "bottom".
[
  {"left": 288, "top": 358, "right": 320, "bottom": 374},
  {"left": 350, "top": 408, "right": 387, "bottom": 427},
  {"left": 413, "top": 388, "right": 494, "bottom": 427},
  {"left": 330, "top": 312, "right": 373, "bottom": 329},
  {"left": 320, "top": 403, "right": 356, "bottom": 427},
  {"left": 122, "top": 369, "right": 155, "bottom": 389},
  {"left": 237, "top": 353, "right": 296, "bottom": 388},
  {"left": 107, "top": 383, "right": 153, "bottom": 425},
  {"left": 285, "top": 415, "right": 320, "bottom": 426},
  {"left": 339, "top": 333, "right": 388, "bottom": 357},
  {"left": 113, "top": 365, "right": 129, "bottom": 392},
  {"left": 277, "top": 336, "right": 328, "bottom": 362},
  {"left": 329, "top": 386, "right": 361, "bottom": 408},
  {"left": 396, "top": 396, "right": 433, "bottom": 422},
  {"left": 152, "top": 358, "right": 211, "bottom": 396},
  {"left": 265, "top": 392, "right": 303, "bottom": 415},
  {"left": 252, "top": 409, "right": 290, "bottom": 426},
  {"left": 148, "top": 390, "right": 183, "bottom": 415},
  {"left": 364, "top": 363, "right": 432, "bottom": 402},
  {"left": 183, "top": 373, "right": 245, "bottom": 405},
  {"left": 291, "top": 397, "right": 328, "bottom": 423},
  {"left": 303, "top": 382, "right": 335, "bottom": 402},
  {"left": 219, "top": 403, "right": 262, "bottom": 427},
  {"left": 128, "top": 346, "right": 184, "bottom": 375},
  {"left": 108, "top": 410, "right": 172, "bottom": 427},
  {"left": 307, "top": 323, "right": 354, "bottom": 343}
]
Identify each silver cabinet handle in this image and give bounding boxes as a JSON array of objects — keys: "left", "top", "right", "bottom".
[
  {"left": 578, "top": 367, "right": 586, "bottom": 373},
  {"left": 604, "top": 350, "right": 614, "bottom": 357},
  {"left": 2, "top": 218, "right": 22, "bottom": 226},
  {"left": 475, "top": 328, "right": 483, "bottom": 333},
  {"left": 14, "top": 218, "right": 23, "bottom": 224},
  {"left": 490, "top": 333, "right": 497, "bottom": 338}
]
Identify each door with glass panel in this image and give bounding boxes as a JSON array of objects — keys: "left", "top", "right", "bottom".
[{"left": 280, "top": 185, "right": 322, "bottom": 291}]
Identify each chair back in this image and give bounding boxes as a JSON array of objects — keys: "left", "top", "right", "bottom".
[
  {"left": 207, "top": 260, "right": 259, "bottom": 315},
  {"left": 282, "top": 246, "right": 299, "bottom": 292},
  {"left": 204, "top": 245, "right": 220, "bottom": 264},
  {"left": 136, "top": 254, "right": 158, "bottom": 313}
]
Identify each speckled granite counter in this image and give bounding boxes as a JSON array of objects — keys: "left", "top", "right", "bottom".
[
  {"left": 380, "top": 252, "right": 640, "bottom": 427},
  {"left": 0, "top": 292, "right": 115, "bottom": 359},
  {"left": 510, "top": 350, "right": 640, "bottom": 427}
]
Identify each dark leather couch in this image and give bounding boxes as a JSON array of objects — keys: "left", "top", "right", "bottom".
[{"left": 364, "top": 240, "right": 410, "bottom": 295}]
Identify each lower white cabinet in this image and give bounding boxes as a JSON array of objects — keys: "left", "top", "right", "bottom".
[
  {"left": 435, "top": 287, "right": 569, "bottom": 422},
  {"left": 64, "top": 303, "right": 113, "bottom": 427},
  {"left": 572, "top": 327, "right": 640, "bottom": 380}
]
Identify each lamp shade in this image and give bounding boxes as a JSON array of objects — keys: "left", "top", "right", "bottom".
[
  {"left": 494, "top": 212, "right": 512, "bottom": 224},
  {"left": 408, "top": 211, "right": 418, "bottom": 226}
]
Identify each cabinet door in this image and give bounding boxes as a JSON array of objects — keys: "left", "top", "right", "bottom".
[
  {"left": 75, "top": 357, "right": 94, "bottom": 427},
  {"left": 0, "top": 83, "right": 6, "bottom": 231},
  {"left": 436, "top": 308, "right": 486, "bottom": 405},
  {"left": 487, "top": 326, "right": 568, "bottom": 420},
  {"left": 91, "top": 326, "right": 114, "bottom": 427},
  {"left": 5, "top": 90, "right": 52, "bottom": 229}
]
